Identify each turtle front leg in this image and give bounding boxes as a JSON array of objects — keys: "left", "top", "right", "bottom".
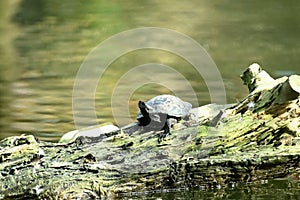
[{"left": 158, "top": 119, "right": 171, "bottom": 143}]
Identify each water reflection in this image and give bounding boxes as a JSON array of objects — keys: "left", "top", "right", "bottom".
[
  {"left": 118, "top": 179, "right": 300, "bottom": 199},
  {"left": 0, "top": 0, "right": 299, "bottom": 142},
  {"left": 13, "top": 0, "right": 46, "bottom": 25}
]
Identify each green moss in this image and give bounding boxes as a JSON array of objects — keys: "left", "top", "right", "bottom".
[{"left": 1, "top": 99, "right": 300, "bottom": 198}]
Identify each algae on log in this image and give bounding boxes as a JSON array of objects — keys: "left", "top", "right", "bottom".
[{"left": 1, "top": 63, "right": 300, "bottom": 199}]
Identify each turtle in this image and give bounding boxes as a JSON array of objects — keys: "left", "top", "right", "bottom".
[{"left": 137, "top": 94, "right": 192, "bottom": 142}]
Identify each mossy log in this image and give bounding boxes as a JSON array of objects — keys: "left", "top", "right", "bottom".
[{"left": 1, "top": 63, "right": 300, "bottom": 199}]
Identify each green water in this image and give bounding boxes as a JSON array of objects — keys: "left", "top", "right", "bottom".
[
  {"left": 1, "top": 0, "right": 299, "bottom": 141},
  {"left": 1, "top": 1, "right": 300, "bottom": 198}
]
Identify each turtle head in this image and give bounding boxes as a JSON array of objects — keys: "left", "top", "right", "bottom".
[
  {"left": 139, "top": 101, "right": 150, "bottom": 116},
  {"left": 138, "top": 101, "right": 153, "bottom": 118},
  {"left": 138, "top": 101, "right": 148, "bottom": 111},
  {"left": 138, "top": 101, "right": 154, "bottom": 111},
  {"left": 138, "top": 101, "right": 151, "bottom": 126}
]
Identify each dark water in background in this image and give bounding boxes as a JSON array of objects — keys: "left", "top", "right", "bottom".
[
  {"left": 1, "top": 0, "right": 299, "bottom": 141},
  {"left": 118, "top": 179, "right": 300, "bottom": 199},
  {"left": 1, "top": 0, "right": 300, "bottom": 199}
]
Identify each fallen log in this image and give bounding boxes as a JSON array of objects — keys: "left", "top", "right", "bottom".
[{"left": 0, "top": 63, "right": 300, "bottom": 199}]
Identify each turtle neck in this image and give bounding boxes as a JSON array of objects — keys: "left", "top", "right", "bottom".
[{"left": 138, "top": 101, "right": 151, "bottom": 126}]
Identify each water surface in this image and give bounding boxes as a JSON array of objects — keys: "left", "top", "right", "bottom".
[
  {"left": 1, "top": 0, "right": 300, "bottom": 199},
  {"left": 1, "top": 0, "right": 299, "bottom": 141}
]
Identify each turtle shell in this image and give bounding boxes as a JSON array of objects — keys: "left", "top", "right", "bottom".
[{"left": 137, "top": 95, "right": 192, "bottom": 119}]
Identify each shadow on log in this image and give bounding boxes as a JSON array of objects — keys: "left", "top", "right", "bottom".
[{"left": 0, "top": 63, "right": 300, "bottom": 199}]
